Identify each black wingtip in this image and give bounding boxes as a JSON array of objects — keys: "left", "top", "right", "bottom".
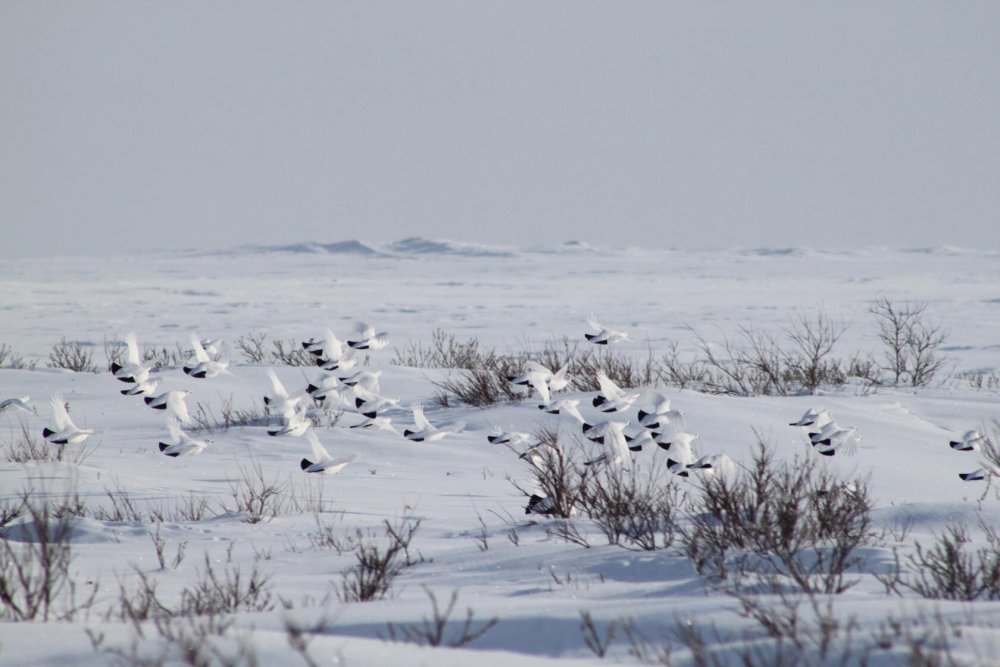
[
  {"left": 591, "top": 396, "right": 603, "bottom": 408},
  {"left": 487, "top": 435, "right": 501, "bottom": 444},
  {"left": 959, "top": 472, "right": 983, "bottom": 481},
  {"left": 637, "top": 410, "right": 648, "bottom": 421},
  {"left": 819, "top": 449, "right": 835, "bottom": 457},
  {"left": 143, "top": 396, "right": 155, "bottom": 405},
  {"left": 306, "top": 384, "right": 318, "bottom": 394},
  {"left": 628, "top": 444, "right": 643, "bottom": 452},
  {"left": 263, "top": 396, "right": 271, "bottom": 406},
  {"left": 158, "top": 442, "right": 169, "bottom": 452},
  {"left": 300, "top": 458, "right": 313, "bottom": 471},
  {"left": 110, "top": 362, "right": 122, "bottom": 373},
  {"left": 657, "top": 441, "right": 672, "bottom": 451},
  {"left": 42, "top": 427, "right": 54, "bottom": 438},
  {"left": 355, "top": 397, "right": 365, "bottom": 408}
]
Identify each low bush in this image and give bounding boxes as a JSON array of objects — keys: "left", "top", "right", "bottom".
[
  {"left": 47, "top": 337, "right": 98, "bottom": 373},
  {"left": 680, "top": 439, "right": 876, "bottom": 595}
]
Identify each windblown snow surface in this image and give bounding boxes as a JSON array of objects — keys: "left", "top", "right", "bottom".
[{"left": 2, "top": 240, "right": 1000, "bottom": 665}]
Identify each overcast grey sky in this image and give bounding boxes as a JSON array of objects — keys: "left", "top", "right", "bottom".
[{"left": 2, "top": 1, "right": 998, "bottom": 258}]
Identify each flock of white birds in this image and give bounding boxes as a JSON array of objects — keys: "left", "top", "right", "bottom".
[{"left": 1, "top": 314, "right": 994, "bottom": 512}]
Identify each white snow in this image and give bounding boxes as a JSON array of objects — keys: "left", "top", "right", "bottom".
[{"left": 3, "top": 242, "right": 1000, "bottom": 665}]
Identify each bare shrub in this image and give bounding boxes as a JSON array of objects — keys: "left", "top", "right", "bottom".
[
  {"left": 382, "top": 586, "right": 499, "bottom": 647},
  {"left": 508, "top": 427, "right": 589, "bottom": 520},
  {"left": 223, "top": 460, "right": 288, "bottom": 524},
  {"left": 0, "top": 494, "right": 99, "bottom": 621},
  {"left": 235, "top": 331, "right": 312, "bottom": 366},
  {"left": 869, "top": 297, "right": 949, "bottom": 387},
  {"left": 782, "top": 310, "right": 849, "bottom": 392},
  {"left": 94, "top": 485, "right": 147, "bottom": 522},
  {"left": 180, "top": 553, "right": 275, "bottom": 615},
  {"left": 880, "top": 523, "right": 1000, "bottom": 601},
  {"left": 0, "top": 497, "right": 24, "bottom": 527},
  {"left": 338, "top": 518, "right": 423, "bottom": 602},
  {"left": 3, "top": 416, "right": 95, "bottom": 464},
  {"left": 46, "top": 337, "right": 98, "bottom": 372},
  {"left": 150, "top": 523, "right": 187, "bottom": 570},
  {"left": 680, "top": 439, "right": 876, "bottom": 595},
  {"left": 188, "top": 396, "right": 268, "bottom": 434},
  {"left": 0, "top": 343, "right": 35, "bottom": 370},
  {"left": 578, "top": 463, "right": 685, "bottom": 550},
  {"left": 579, "top": 610, "right": 619, "bottom": 658}
]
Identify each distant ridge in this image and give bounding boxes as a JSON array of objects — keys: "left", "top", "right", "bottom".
[
  {"left": 386, "top": 237, "right": 517, "bottom": 257},
  {"left": 203, "top": 239, "right": 995, "bottom": 260},
  {"left": 239, "top": 240, "right": 385, "bottom": 256}
]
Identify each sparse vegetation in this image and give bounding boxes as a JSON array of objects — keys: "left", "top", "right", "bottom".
[
  {"left": 0, "top": 342, "right": 35, "bottom": 370},
  {"left": 382, "top": 587, "right": 499, "bottom": 648},
  {"left": 47, "top": 337, "right": 98, "bottom": 372},
  {"left": 338, "top": 518, "right": 423, "bottom": 602},
  {"left": 235, "top": 331, "right": 313, "bottom": 366},
  {"left": 680, "top": 439, "right": 876, "bottom": 595},
  {"left": 879, "top": 523, "right": 1000, "bottom": 601},
  {"left": 3, "top": 416, "right": 95, "bottom": 464},
  {"left": 0, "top": 493, "right": 99, "bottom": 621}
]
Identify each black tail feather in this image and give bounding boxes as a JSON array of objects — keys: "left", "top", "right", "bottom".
[{"left": 300, "top": 458, "right": 313, "bottom": 471}]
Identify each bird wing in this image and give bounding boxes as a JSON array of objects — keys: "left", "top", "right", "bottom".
[
  {"left": 323, "top": 329, "right": 344, "bottom": 359},
  {"left": 189, "top": 334, "right": 210, "bottom": 363},
  {"left": 596, "top": 371, "right": 622, "bottom": 398},
  {"left": 607, "top": 422, "right": 630, "bottom": 460},
  {"left": 525, "top": 361, "right": 552, "bottom": 378},
  {"left": 533, "top": 380, "right": 551, "bottom": 404},
  {"left": 169, "top": 392, "right": 191, "bottom": 425},
  {"left": 167, "top": 417, "right": 184, "bottom": 444},
  {"left": 369, "top": 332, "right": 391, "bottom": 349},
  {"left": 267, "top": 369, "right": 290, "bottom": 399},
  {"left": 356, "top": 323, "right": 375, "bottom": 340},
  {"left": 124, "top": 331, "right": 141, "bottom": 366},
  {"left": 411, "top": 404, "right": 432, "bottom": 431},
  {"left": 50, "top": 393, "right": 73, "bottom": 430},
  {"left": 651, "top": 393, "right": 671, "bottom": 414},
  {"left": 585, "top": 316, "right": 605, "bottom": 334},
  {"left": 306, "top": 430, "right": 331, "bottom": 463},
  {"left": 561, "top": 400, "right": 585, "bottom": 424}
]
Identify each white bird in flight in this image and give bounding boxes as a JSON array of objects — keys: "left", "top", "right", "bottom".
[
  {"left": 811, "top": 424, "right": 859, "bottom": 457},
  {"left": 300, "top": 430, "right": 358, "bottom": 474},
  {"left": 111, "top": 332, "right": 156, "bottom": 384},
  {"left": 583, "top": 420, "right": 632, "bottom": 467},
  {"left": 267, "top": 403, "right": 311, "bottom": 437},
  {"left": 487, "top": 427, "right": 533, "bottom": 446},
  {"left": 656, "top": 431, "right": 699, "bottom": 465},
  {"left": 538, "top": 397, "right": 585, "bottom": 424},
  {"left": 42, "top": 393, "right": 94, "bottom": 445},
  {"left": 352, "top": 387, "right": 400, "bottom": 419},
  {"left": 349, "top": 415, "right": 397, "bottom": 433},
  {"left": 950, "top": 430, "right": 986, "bottom": 452},
  {"left": 0, "top": 396, "right": 33, "bottom": 416},
  {"left": 403, "top": 403, "right": 464, "bottom": 442},
  {"left": 637, "top": 393, "right": 683, "bottom": 430},
  {"left": 305, "top": 372, "right": 347, "bottom": 403},
  {"left": 790, "top": 408, "right": 832, "bottom": 428},
  {"left": 158, "top": 417, "right": 210, "bottom": 457},
  {"left": 264, "top": 370, "right": 305, "bottom": 414},
  {"left": 584, "top": 316, "right": 629, "bottom": 345},
  {"left": 183, "top": 334, "right": 230, "bottom": 379},
  {"left": 592, "top": 371, "right": 640, "bottom": 413},
  {"left": 144, "top": 389, "right": 192, "bottom": 425},
  {"left": 120, "top": 377, "right": 160, "bottom": 397},
  {"left": 347, "top": 323, "right": 390, "bottom": 351}
]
